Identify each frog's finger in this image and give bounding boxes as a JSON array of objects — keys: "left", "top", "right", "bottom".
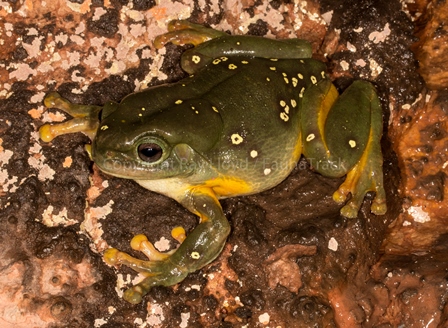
[
  {"left": 171, "top": 226, "right": 186, "bottom": 243},
  {"left": 44, "top": 92, "right": 102, "bottom": 118},
  {"left": 39, "top": 118, "right": 99, "bottom": 142},
  {"left": 130, "top": 234, "right": 174, "bottom": 261}
]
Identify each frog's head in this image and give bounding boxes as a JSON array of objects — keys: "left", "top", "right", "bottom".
[{"left": 91, "top": 93, "right": 223, "bottom": 181}]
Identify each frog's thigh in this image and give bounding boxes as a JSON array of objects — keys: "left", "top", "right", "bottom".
[{"left": 328, "top": 81, "right": 386, "bottom": 217}]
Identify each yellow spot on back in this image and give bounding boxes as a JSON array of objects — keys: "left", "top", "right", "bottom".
[
  {"left": 231, "top": 133, "right": 243, "bottom": 145},
  {"left": 349, "top": 140, "right": 357, "bottom": 148},
  {"left": 221, "top": 56, "right": 228, "bottom": 61},
  {"left": 306, "top": 133, "right": 315, "bottom": 142},
  {"left": 141, "top": 107, "right": 146, "bottom": 111},
  {"left": 213, "top": 59, "right": 221, "bottom": 65},
  {"left": 299, "top": 87, "right": 305, "bottom": 98},
  {"left": 228, "top": 64, "right": 237, "bottom": 70},
  {"left": 241, "top": 60, "right": 249, "bottom": 64},
  {"left": 264, "top": 168, "right": 272, "bottom": 175},
  {"left": 191, "top": 252, "right": 200, "bottom": 259},
  {"left": 298, "top": 73, "right": 304, "bottom": 79},
  {"left": 250, "top": 150, "right": 258, "bottom": 158},
  {"left": 291, "top": 99, "right": 297, "bottom": 108},
  {"left": 100, "top": 125, "right": 109, "bottom": 131},
  {"left": 269, "top": 67, "right": 276, "bottom": 71},
  {"left": 175, "top": 100, "right": 183, "bottom": 105},
  {"left": 280, "top": 112, "right": 289, "bottom": 122},
  {"left": 280, "top": 100, "right": 286, "bottom": 107},
  {"left": 212, "top": 106, "right": 219, "bottom": 112},
  {"left": 192, "top": 55, "right": 201, "bottom": 64},
  {"left": 270, "top": 58, "right": 278, "bottom": 61},
  {"left": 266, "top": 77, "right": 271, "bottom": 82},
  {"left": 311, "top": 76, "right": 317, "bottom": 84},
  {"left": 321, "top": 71, "right": 326, "bottom": 78},
  {"left": 292, "top": 77, "right": 298, "bottom": 87}
]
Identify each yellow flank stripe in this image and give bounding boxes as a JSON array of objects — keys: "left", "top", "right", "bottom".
[
  {"left": 292, "top": 130, "right": 303, "bottom": 164},
  {"left": 318, "top": 84, "right": 338, "bottom": 151}
]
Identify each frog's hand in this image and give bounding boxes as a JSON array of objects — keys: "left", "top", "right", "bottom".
[
  {"left": 153, "top": 20, "right": 227, "bottom": 49},
  {"left": 103, "top": 187, "right": 230, "bottom": 304},
  {"left": 301, "top": 80, "right": 386, "bottom": 218},
  {"left": 39, "top": 92, "right": 101, "bottom": 142},
  {"left": 154, "top": 20, "right": 312, "bottom": 75}
]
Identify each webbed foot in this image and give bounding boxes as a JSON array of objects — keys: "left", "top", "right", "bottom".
[{"left": 39, "top": 92, "right": 101, "bottom": 142}]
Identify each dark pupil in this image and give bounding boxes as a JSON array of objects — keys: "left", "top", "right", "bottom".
[{"left": 138, "top": 143, "right": 163, "bottom": 162}]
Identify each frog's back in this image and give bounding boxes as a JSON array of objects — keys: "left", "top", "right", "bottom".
[{"left": 194, "top": 55, "right": 328, "bottom": 193}]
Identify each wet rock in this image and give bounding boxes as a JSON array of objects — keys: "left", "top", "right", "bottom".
[{"left": 414, "top": 0, "right": 448, "bottom": 89}]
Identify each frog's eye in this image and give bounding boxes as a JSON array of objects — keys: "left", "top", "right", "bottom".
[{"left": 138, "top": 143, "right": 163, "bottom": 163}]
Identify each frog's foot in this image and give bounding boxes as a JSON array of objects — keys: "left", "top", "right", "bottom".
[
  {"left": 103, "top": 226, "right": 192, "bottom": 304},
  {"left": 333, "top": 149, "right": 387, "bottom": 218},
  {"left": 154, "top": 20, "right": 226, "bottom": 48},
  {"left": 39, "top": 92, "right": 101, "bottom": 142}
]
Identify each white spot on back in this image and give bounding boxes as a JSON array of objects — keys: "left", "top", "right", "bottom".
[
  {"left": 250, "top": 150, "right": 258, "bottom": 158},
  {"left": 280, "top": 112, "right": 289, "bottom": 122},
  {"left": 231, "top": 133, "right": 243, "bottom": 145},
  {"left": 306, "top": 134, "right": 315, "bottom": 142},
  {"left": 264, "top": 168, "right": 271, "bottom": 175}
]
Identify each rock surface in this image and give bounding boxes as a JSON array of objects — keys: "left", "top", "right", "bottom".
[{"left": 0, "top": 0, "right": 447, "bottom": 327}]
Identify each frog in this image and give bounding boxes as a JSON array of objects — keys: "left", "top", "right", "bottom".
[{"left": 39, "top": 20, "right": 386, "bottom": 304}]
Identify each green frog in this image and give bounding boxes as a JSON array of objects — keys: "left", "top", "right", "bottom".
[{"left": 39, "top": 20, "right": 386, "bottom": 304}]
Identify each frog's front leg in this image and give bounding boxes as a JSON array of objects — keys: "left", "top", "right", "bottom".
[
  {"left": 301, "top": 80, "right": 387, "bottom": 218},
  {"left": 154, "top": 20, "right": 312, "bottom": 74},
  {"left": 104, "top": 187, "right": 230, "bottom": 304}
]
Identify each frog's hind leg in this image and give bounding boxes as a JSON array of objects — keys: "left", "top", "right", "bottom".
[
  {"left": 301, "top": 80, "right": 386, "bottom": 218},
  {"left": 39, "top": 92, "right": 101, "bottom": 142}
]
